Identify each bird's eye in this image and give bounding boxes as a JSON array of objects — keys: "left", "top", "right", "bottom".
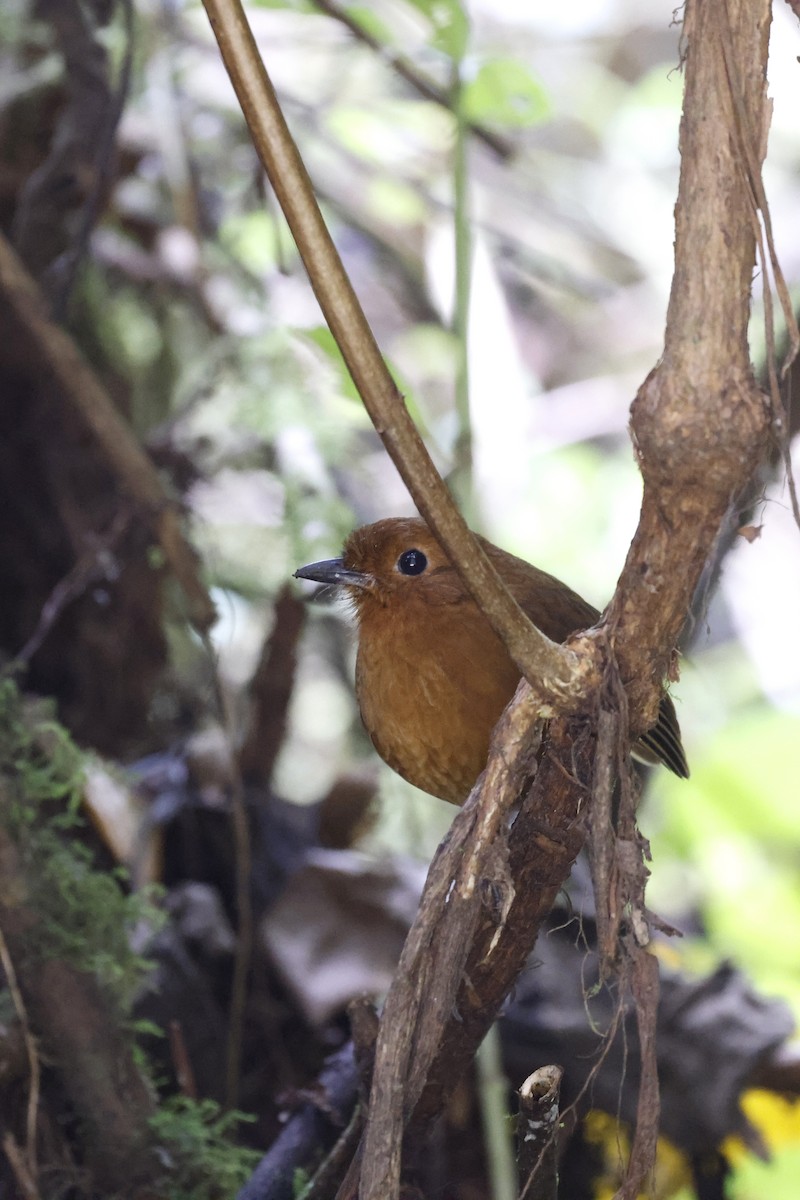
[{"left": 396, "top": 549, "right": 428, "bottom": 576}]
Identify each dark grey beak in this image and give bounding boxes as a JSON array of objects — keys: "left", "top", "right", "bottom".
[{"left": 294, "top": 558, "right": 370, "bottom": 589}]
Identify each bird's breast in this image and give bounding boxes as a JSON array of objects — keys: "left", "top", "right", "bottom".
[{"left": 354, "top": 600, "right": 521, "bottom": 805}]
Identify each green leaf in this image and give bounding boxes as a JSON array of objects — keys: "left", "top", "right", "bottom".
[
  {"left": 462, "top": 58, "right": 550, "bottom": 128},
  {"left": 730, "top": 1144, "right": 800, "bottom": 1200},
  {"left": 341, "top": 4, "right": 395, "bottom": 45},
  {"left": 300, "top": 326, "right": 434, "bottom": 442},
  {"left": 405, "top": 0, "right": 469, "bottom": 60}
]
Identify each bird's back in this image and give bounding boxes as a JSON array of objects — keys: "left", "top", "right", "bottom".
[{"left": 480, "top": 537, "right": 601, "bottom": 640}]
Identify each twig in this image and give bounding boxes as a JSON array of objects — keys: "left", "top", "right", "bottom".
[
  {"left": 450, "top": 58, "right": 475, "bottom": 521},
  {"left": 169, "top": 1020, "right": 198, "bottom": 1100},
  {"left": 14, "top": 509, "right": 133, "bottom": 664},
  {"left": 299, "top": 1104, "right": 364, "bottom": 1200},
  {"left": 2, "top": 1132, "right": 40, "bottom": 1200},
  {"left": 0, "top": 230, "right": 216, "bottom": 634},
  {"left": 614, "top": 0, "right": 774, "bottom": 729},
  {"left": 0, "top": 928, "right": 40, "bottom": 1184},
  {"left": 237, "top": 1043, "right": 360, "bottom": 1200},
  {"left": 312, "top": 0, "right": 514, "bottom": 160},
  {"left": 716, "top": 1, "right": 800, "bottom": 528},
  {"left": 517, "top": 1065, "right": 562, "bottom": 1200},
  {"left": 201, "top": 0, "right": 587, "bottom": 709},
  {"left": 600, "top": 2, "right": 775, "bottom": 1193},
  {"left": 410, "top": 717, "right": 590, "bottom": 1129},
  {"left": 617, "top": 949, "right": 659, "bottom": 1200}
]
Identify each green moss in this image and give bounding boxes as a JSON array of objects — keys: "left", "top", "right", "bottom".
[
  {"left": 0, "top": 677, "right": 161, "bottom": 1012},
  {"left": 149, "top": 1097, "right": 261, "bottom": 1199},
  {"left": 0, "top": 679, "right": 265, "bottom": 1196}
]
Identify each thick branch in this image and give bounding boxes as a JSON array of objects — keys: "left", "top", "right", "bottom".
[
  {"left": 359, "top": 699, "right": 591, "bottom": 1199},
  {"left": 611, "top": 0, "right": 773, "bottom": 728},
  {"left": 410, "top": 719, "right": 590, "bottom": 1130}
]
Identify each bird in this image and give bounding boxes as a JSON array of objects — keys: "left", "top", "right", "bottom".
[{"left": 295, "top": 518, "right": 688, "bottom": 805}]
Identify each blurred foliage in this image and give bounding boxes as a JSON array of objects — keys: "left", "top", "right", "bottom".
[{"left": 724, "top": 1091, "right": 800, "bottom": 1200}]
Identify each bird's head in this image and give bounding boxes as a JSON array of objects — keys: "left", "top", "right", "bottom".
[{"left": 294, "top": 518, "right": 467, "bottom": 615}]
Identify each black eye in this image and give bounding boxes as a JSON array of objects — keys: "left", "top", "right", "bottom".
[{"left": 397, "top": 549, "right": 428, "bottom": 576}]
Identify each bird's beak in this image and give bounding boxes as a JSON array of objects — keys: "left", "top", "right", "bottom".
[{"left": 294, "top": 557, "right": 371, "bottom": 589}]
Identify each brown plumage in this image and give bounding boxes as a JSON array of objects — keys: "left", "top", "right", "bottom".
[{"left": 295, "top": 517, "right": 688, "bottom": 805}]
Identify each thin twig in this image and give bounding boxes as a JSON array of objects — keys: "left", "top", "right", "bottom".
[
  {"left": 169, "top": 1020, "right": 198, "bottom": 1100},
  {"left": 450, "top": 57, "right": 475, "bottom": 521},
  {"left": 201, "top": 0, "right": 586, "bottom": 708},
  {"left": 2, "top": 1132, "right": 40, "bottom": 1200},
  {"left": 0, "top": 929, "right": 40, "bottom": 1184},
  {"left": 299, "top": 1104, "right": 364, "bottom": 1200},
  {"left": 14, "top": 509, "right": 133, "bottom": 664},
  {"left": 312, "top": 0, "right": 514, "bottom": 160}
]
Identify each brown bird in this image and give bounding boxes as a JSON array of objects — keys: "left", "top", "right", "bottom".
[{"left": 295, "top": 518, "right": 688, "bottom": 805}]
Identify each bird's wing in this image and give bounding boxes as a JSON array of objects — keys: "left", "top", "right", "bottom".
[
  {"left": 483, "top": 541, "right": 689, "bottom": 777},
  {"left": 482, "top": 541, "right": 600, "bottom": 642},
  {"left": 636, "top": 693, "right": 690, "bottom": 778}
]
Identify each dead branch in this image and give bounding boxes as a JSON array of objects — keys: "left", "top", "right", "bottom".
[
  {"left": 0, "top": 231, "right": 215, "bottom": 634},
  {"left": 517, "top": 1064, "right": 562, "bottom": 1200},
  {"left": 238, "top": 1043, "right": 360, "bottom": 1200},
  {"left": 239, "top": 585, "right": 306, "bottom": 786}
]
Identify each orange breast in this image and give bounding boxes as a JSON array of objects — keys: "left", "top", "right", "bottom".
[{"left": 354, "top": 597, "right": 521, "bottom": 804}]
